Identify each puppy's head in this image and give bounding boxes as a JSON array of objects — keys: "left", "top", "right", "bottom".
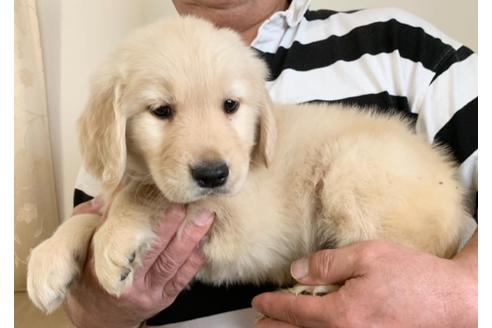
[{"left": 79, "top": 16, "right": 276, "bottom": 202}]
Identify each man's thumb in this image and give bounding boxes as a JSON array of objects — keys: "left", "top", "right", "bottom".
[{"left": 290, "top": 246, "right": 362, "bottom": 285}]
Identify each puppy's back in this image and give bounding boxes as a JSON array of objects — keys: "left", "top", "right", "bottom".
[{"left": 269, "top": 103, "right": 467, "bottom": 258}]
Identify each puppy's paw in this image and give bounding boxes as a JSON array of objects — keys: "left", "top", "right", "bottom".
[
  {"left": 92, "top": 224, "right": 152, "bottom": 297},
  {"left": 27, "top": 238, "right": 84, "bottom": 314},
  {"left": 288, "top": 284, "right": 340, "bottom": 296}
]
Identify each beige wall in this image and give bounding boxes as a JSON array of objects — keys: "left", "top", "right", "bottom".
[
  {"left": 36, "top": 0, "right": 477, "bottom": 220},
  {"left": 310, "top": 0, "right": 477, "bottom": 51},
  {"left": 37, "top": 0, "right": 151, "bottom": 219}
]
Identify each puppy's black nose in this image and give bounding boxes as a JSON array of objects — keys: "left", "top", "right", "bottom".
[{"left": 191, "top": 161, "right": 229, "bottom": 188}]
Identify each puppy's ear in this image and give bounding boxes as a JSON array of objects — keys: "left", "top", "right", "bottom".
[
  {"left": 78, "top": 73, "right": 126, "bottom": 191},
  {"left": 255, "top": 90, "right": 277, "bottom": 167}
]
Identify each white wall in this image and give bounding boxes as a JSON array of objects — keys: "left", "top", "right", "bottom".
[{"left": 36, "top": 0, "right": 476, "bottom": 220}]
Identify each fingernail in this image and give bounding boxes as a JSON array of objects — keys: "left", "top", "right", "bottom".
[
  {"left": 192, "top": 209, "right": 214, "bottom": 226},
  {"left": 291, "top": 258, "right": 309, "bottom": 280}
]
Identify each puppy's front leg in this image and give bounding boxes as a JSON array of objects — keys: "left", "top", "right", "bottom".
[
  {"left": 92, "top": 187, "right": 161, "bottom": 296},
  {"left": 27, "top": 213, "right": 100, "bottom": 313}
]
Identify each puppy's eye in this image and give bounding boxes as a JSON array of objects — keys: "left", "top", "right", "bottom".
[
  {"left": 150, "top": 105, "right": 173, "bottom": 119},
  {"left": 223, "top": 99, "right": 239, "bottom": 114}
]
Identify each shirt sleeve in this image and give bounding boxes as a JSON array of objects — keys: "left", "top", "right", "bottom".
[
  {"left": 392, "top": 8, "right": 479, "bottom": 217},
  {"left": 419, "top": 49, "right": 477, "bottom": 217}
]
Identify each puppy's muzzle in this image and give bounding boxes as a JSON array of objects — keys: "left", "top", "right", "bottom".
[{"left": 191, "top": 161, "right": 229, "bottom": 188}]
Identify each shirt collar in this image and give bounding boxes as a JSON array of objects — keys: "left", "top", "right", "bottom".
[
  {"left": 283, "top": 0, "right": 311, "bottom": 27},
  {"left": 250, "top": 0, "right": 311, "bottom": 49}
]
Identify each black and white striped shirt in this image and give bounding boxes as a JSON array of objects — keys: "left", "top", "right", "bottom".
[{"left": 74, "top": 1, "right": 477, "bottom": 326}]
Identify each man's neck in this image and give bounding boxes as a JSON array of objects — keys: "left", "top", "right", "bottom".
[{"left": 173, "top": 0, "right": 290, "bottom": 44}]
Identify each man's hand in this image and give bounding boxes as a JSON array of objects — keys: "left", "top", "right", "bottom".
[
  {"left": 65, "top": 199, "right": 214, "bottom": 328},
  {"left": 253, "top": 236, "right": 477, "bottom": 328}
]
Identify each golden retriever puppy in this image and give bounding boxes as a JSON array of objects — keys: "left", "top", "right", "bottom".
[{"left": 27, "top": 16, "right": 468, "bottom": 314}]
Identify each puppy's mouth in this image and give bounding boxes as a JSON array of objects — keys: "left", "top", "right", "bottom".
[
  {"left": 154, "top": 177, "right": 237, "bottom": 203},
  {"left": 162, "top": 185, "right": 235, "bottom": 204},
  {"left": 190, "top": 162, "right": 247, "bottom": 198},
  {"left": 153, "top": 163, "right": 247, "bottom": 203},
  {"left": 196, "top": 185, "right": 232, "bottom": 197}
]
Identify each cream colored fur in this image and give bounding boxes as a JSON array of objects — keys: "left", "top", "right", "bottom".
[{"left": 27, "top": 16, "right": 469, "bottom": 314}]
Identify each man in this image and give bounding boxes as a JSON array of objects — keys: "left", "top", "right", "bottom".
[{"left": 67, "top": 0, "right": 477, "bottom": 327}]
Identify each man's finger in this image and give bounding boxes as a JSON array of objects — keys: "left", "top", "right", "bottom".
[
  {"left": 140, "top": 204, "right": 188, "bottom": 270},
  {"left": 162, "top": 246, "right": 206, "bottom": 298},
  {"left": 290, "top": 243, "right": 366, "bottom": 285},
  {"left": 146, "top": 209, "right": 214, "bottom": 287},
  {"left": 252, "top": 291, "right": 335, "bottom": 327}
]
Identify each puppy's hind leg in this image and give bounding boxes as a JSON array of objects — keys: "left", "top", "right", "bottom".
[{"left": 27, "top": 213, "right": 100, "bottom": 314}]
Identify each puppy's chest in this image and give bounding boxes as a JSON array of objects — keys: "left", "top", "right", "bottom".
[{"left": 193, "top": 163, "right": 328, "bottom": 284}]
